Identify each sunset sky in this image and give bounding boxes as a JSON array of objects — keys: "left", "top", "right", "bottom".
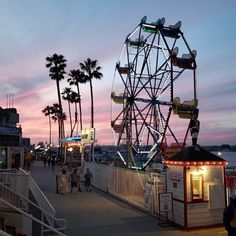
[{"left": 0, "top": 0, "right": 235, "bottom": 146}]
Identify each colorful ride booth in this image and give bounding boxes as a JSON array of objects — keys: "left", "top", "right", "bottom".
[
  {"left": 163, "top": 146, "right": 227, "bottom": 228},
  {"left": 60, "top": 136, "right": 83, "bottom": 168}
]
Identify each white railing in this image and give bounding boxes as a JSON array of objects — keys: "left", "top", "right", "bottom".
[
  {"left": 0, "top": 197, "right": 66, "bottom": 236},
  {"left": 0, "top": 229, "right": 12, "bottom": 236},
  {"left": 0, "top": 169, "right": 18, "bottom": 174},
  {"left": 28, "top": 175, "right": 56, "bottom": 226},
  {"left": 0, "top": 183, "right": 67, "bottom": 235},
  {"left": 85, "top": 162, "right": 166, "bottom": 215},
  {"left": 0, "top": 168, "right": 66, "bottom": 234},
  {"left": 19, "top": 168, "right": 56, "bottom": 217},
  {"left": 0, "top": 169, "right": 18, "bottom": 190},
  {"left": 0, "top": 168, "right": 55, "bottom": 216}
]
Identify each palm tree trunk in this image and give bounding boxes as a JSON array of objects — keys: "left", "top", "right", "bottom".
[
  {"left": 89, "top": 79, "right": 94, "bottom": 128},
  {"left": 72, "top": 102, "right": 78, "bottom": 136},
  {"left": 56, "top": 77, "right": 63, "bottom": 138},
  {"left": 48, "top": 115, "right": 52, "bottom": 145},
  {"left": 76, "top": 83, "right": 83, "bottom": 131},
  {"left": 68, "top": 101, "right": 73, "bottom": 137},
  {"left": 89, "top": 79, "right": 94, "bottom": 162},
  {"left": 58, "top": 119, "right": 61, "bottom": 143},
  {"left": 56, "top": 75, "right": 65, "bottom": 161},
  {"left": 61, "top": 119, "right": 65, "bottom": 139}
]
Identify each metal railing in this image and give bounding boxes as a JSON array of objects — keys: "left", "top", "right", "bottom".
[
  {"left": 19, "top": 168, "right": 56, "bottom": 217},
  {"left": 0, "top": 183, "right": 67, "bottom": 235},
  {"left": 0, "top": 229, "right": 12, "bottom": 236},
  {"left": 85, "top": 162, "right": 166, "bottom": 214},
  {"left": 0, "top": 168, "right": 67, "bottom": 235},
  {"left": 0, "top": 169, "right": 18, "bottom": 190}
]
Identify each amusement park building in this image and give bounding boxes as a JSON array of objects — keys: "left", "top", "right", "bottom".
[
  {"left": 164, "top": 146, "right": 226, "bottom": 228},
  {"left": 0, "top": 107, "right": 24, "bottom": 169}
]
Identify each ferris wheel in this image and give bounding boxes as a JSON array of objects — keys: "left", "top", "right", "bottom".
[{"left": 111, "top": 16, "right": 198, "bottom": 169}]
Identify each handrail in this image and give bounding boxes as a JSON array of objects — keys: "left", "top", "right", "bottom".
[
  {"left": 0, "top": 169, "right": 18, "bottom": 174},
  {"left": 3, "top": 168, "right": 58, "bottom": 228},
  {"left": 0, "top": 183, "right": 67, "bottom": 233},
  {"left": 18, "top": 167, "right": 30, "bottom": 175},
  {"left": 0, "top": 197, "right": 66, "bottom": 236},
  {"left": 28, "top": 174, "right": 56, "bottom": 216},
  {"left": 0, "top": 229, "right": 12, "bottom": 236},
  {"left": 19, "top": 167, "right": 56, "bottom": 216},
  {"left": 1, "top": 168, "right": 56, "bottom": 216},
  {"left": 0, "top": 169, "right": 18, "bottom": 191}
]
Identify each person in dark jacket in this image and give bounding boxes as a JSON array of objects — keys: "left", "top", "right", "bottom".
[
  {"left": 84, "top": 168, "right": 93, "bottom": 192},
  {"left": 223, "top": 194, "right": 236, "bottom": 236},
  {"left": 189, "top": 110, "right": 200, "bottom": 148}
]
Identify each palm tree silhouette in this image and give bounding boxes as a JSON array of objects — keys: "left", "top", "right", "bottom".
[
  {"left": 79, "top": 58, "right": 103, "bottom": 129},
  {"left": 70, "top": 90, "right": 80, "bottom": 136},
  {"left": 42, "top": 105, "right": 53, "bottom": 145},
  {"left": 45, "top": 53, "right": 67, "bottom": 140},
  {"left": 51, "top": 103, "right": 67, "bottom": 137},
  {"left": 62, "top": 87, "right": 73, "bottom": 136},
  {"left": 80, "top": 58, "right": 103, "bottom": 161},
  {"left": 67, "top": 69, "right": 86, "bottom": 131}
]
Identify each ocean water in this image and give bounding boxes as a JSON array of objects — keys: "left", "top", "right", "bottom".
[{"left": 211, "top": 151, "right": 236, "bottom": 166}]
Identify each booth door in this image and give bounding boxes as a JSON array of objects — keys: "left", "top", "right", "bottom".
[{"left": 11, "top": 153, "right": 21, "bottom": 169}]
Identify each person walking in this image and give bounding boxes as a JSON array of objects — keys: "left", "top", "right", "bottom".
[
  {"left": 70, "top": 169, "right": 80, "bottom": 194},
  {"left": 43, "top": 156, "right": 47, "bottom": 167},
  {"left": 58, "top": 169, "right": 70, "bottom": 194},
  {"left": 223, "top": 194, "right": 236, "bottom": 236},
  {"left": 51, "top": 157, "right": 55, "bottom": 172},
  {"left": 84, "top": 168, "right": 93, "bottom": 192},
  {"left": 77, "top": 166, "right": 83, "bottom": 192},
  {"left": 189, "top": 110, "right": 200, "bottom": 150},
  {"left": 47, "top": 156, "right": 51, "bottom": 167}
]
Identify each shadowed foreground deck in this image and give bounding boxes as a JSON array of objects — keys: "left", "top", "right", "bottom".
[{"left": 30, "top": 161, "right": 227, "bottom": 236}]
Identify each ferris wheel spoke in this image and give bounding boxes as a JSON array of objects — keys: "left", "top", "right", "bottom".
[
  {"left": 111, "top": 16, "right": 198, "bottom": 169},
  {"left": 135, "top": 57, "right": 172, "bottom": 98},
  {"left": 134, "top": 38, "right": 157, "bottom": 94}
]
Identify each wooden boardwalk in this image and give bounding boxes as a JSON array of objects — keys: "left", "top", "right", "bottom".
[{"left": 30, "top": 161, "right": 227, "bottom": 236}]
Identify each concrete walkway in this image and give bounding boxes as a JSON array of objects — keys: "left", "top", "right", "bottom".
[{"left": 29, "top": 161, "right": 227, "bottom": 236}]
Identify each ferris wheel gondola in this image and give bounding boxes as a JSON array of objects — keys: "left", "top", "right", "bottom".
[{"left": 111, "top": 16, "right": 198, "bottom": 170}]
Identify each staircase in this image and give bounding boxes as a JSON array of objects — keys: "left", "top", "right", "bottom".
[{"left": 0, "top": 169, "right": 67, "bottom": 236}]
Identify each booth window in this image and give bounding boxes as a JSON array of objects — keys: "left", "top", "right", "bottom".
[{"left": 191, "top": 174, "right": 203, "bottom": 201}]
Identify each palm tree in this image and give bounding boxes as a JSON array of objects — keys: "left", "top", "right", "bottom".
[
  {"left": 79, "top": 58, "right": 103, "bottom": 129},
  {"left": 50, "top": 103, "right": 62, "bottom": 140},
  {"left": 51, "top": 103, "right": 67, "bottom": 138},
  {"left": 70, "top": 90, "right": 80, "bottom": 136},
  {"left": 62, "top": 87, "right": 73, "bottom": 136},
  {"left": 42, "top": 105, "right": 53, "bottom": 145},
  {"left": 80, "top": 58, "right": 103, "bottom": 161},
  {"left": 45, "top": 53, "right": 67, "bottom": 140},
  {"left": 67, "top": 69, "right": 86, "bottom": 131}
]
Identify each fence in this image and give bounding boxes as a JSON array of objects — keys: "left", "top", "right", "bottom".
[
  {"left": 85, "top": 162, "right": 166, "bottom": 215},
  {"left": 86, "top": 162, "right": 236, "bottom": 216},
  {"left": 0, "top": 169, "right": 18, "bottom": 190},
  {"left": 0, "top": 169, "right": 67, "bottom": 235},
  {"left": 226, "top": 174, "right": 236, "bottom": 200}
]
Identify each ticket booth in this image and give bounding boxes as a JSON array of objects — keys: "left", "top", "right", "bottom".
[
  {"left": 61, "top": 136, "right": 82, "bottom": 168},
  {"left": 163, "top": 146, "right": 226, "bottom": 228}
]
